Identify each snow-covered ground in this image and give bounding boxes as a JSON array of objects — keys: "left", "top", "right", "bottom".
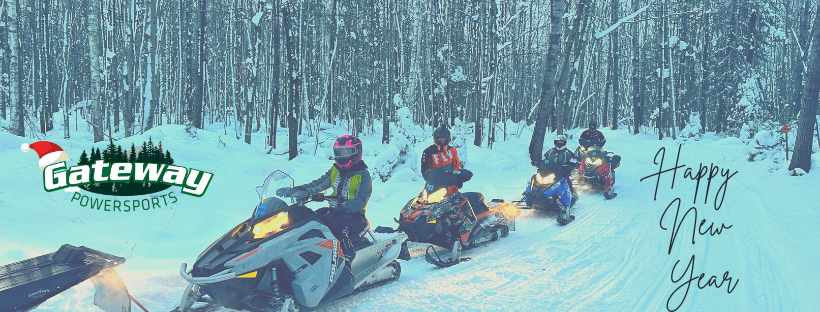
[{"left": 1, "top": 118, "right": 818, "bottom": 311}]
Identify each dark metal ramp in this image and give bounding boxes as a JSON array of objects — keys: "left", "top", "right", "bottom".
[{"left": 0, "top": 244, "right": 126, "bottom": 312}]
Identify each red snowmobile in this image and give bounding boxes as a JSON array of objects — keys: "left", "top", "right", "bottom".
[
  {"left": 575, "top": 144, "right": 620, "bottom": 199},
  {"left": 376, "top": 170, "right": 518, "bottom": 268}
]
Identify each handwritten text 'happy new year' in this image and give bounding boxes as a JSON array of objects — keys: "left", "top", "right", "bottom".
[{"left": 640, "top": 145, "right": 740, "bottom": 312}]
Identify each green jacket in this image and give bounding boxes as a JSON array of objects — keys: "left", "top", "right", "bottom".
[{"left": 297, "top": 162, "right": 372, "bottom": 215}]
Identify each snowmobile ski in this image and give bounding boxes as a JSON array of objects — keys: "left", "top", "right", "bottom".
[{"left": 424, "top": 245, "right": 470, "bottom": 268}]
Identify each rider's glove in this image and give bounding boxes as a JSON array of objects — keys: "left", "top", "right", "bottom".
[
  {"left": 275, "top": 187, "right": 293, "bottom": 197},
  {"left": 310, "top": 193, "right": 326, "bottom": 202}
]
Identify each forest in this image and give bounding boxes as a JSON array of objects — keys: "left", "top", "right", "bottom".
[{"left": 0, "top": 0, "right": 818, "bottom": 171}]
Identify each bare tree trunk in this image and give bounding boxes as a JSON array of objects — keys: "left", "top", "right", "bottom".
[
  {"left": 141, "top": 0, "right": 159, "bottom": 133},
  {"left": 285, "top": 5, "right": 300, "bottom": 160},
  {"left": 30, "top": 0, "right": 43, "bottom": 135},
  {"left": 88, "top": 0, "right": 104, "bottom": 141},
  {"left": 7, "top": 0, "right": 24, "bottom": 137},
  {"left": 61, "top": 2, "right": 72, "bottom": 139},
  {"left": 122, "top": 0, "right": 135, "bottom": 137},
  {"left": 667, "top": 0, "right": 677, "bottom": 139},
  {"left": 473, "top": 0, "right": 484, "bottom": 147},
  {"left": 699, "top": 0, "right": 710, "bottom": 133},
  {"left": 631, "top": 0, "right": 642, "bottom": 134},
  {"left": 245, "top": 4, "right": 262, "bottom": 145},
  {"left": 190, "top": 0, "right": 205, "bottom": 129},
  {"left": 791, "top": 0, "right": 811, "bottom": 118},
  {"left": 529, "top": 0, "right": 565, "bottom": 162},
  {"left": 788, "top": 8, "right": 819, "bottom": 173},
  {"left": 269, "top": 0, "right": 281, "bottom": 148},
  {"left": 610, "top": 0, "right": 621, "bottom": 130}
]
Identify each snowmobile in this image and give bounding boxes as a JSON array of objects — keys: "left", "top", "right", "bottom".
[
  {"left": 175, "top": 171, "right": 410, "bottom": 312},
  {"left": 0, "top": 244, "right": 131, "bottom": 312},
  {"left": 575, "top": 144, "right": 620, "bottom": 200},
  {"left": 513, "top": 164, "right": 576, "bottom": 225},
  {"left": 376, "top": 172, "right": 517, "bottom": 268}
]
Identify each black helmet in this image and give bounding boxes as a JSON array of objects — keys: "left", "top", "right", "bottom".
[
  {"left": 433, "top": 125, "right": 451, "bottom": 146},
  {"left": 589, "top": 121, "right": 598, "bottom": 130},
  {"left": 554, "top": 134, "right": 568, "bottom": 149}
]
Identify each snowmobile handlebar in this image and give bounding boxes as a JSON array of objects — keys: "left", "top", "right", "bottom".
[
  {"left": 308, "top": 194, "right": 343, "bottom": 202},
  {"left": 179, "top": 263, "right": 236, "bottom": 284}
]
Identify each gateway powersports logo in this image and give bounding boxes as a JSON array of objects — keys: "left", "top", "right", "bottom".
[{"left": 22, "top": 139, "right": 213, "bottom": 212}]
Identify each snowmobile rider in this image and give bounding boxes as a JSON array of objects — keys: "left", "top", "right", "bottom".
[
  {"left": 533, "top": 134, "right": 579, "bottom": 203},
  {"left": 579, "top": 121, "right": 606, "bottom": 148},
  {"left": 420, "top": 125, "right": 476, "bottom": 220},
  {"left": 276, "top": 135, "right": 372, "bottom": 263},
  {"left": 421, "top": 125, "right": 473, "bottom": 193},
  {"left": 577, "top": 121, "right": 621, "bottom": 170}
]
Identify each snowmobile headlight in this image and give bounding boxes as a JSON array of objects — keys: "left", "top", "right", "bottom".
[
  {"left": 253, "top": 212, "right": 288, "bottom": 239},
  {"left": 593, "top": 158, "right": 603, "bottom": 166},
  {"left": 425, "top": 188, "right": 448, "bottom": 203},
  {"left": 585, "top": 158, "right": 593, "bottom": 165},
  {"left": 535, "top": 173, "right": 555, "bottom": 184}
]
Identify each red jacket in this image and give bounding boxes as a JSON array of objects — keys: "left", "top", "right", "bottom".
[{"left": 421, "top": 145, "right": 461, "bottom": 190}]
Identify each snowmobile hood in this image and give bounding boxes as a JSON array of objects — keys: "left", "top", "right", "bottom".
[{"left": 192, "top": 206, "right": 320, "bottom": 278}]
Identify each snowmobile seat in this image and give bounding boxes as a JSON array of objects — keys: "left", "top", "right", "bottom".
[
  {"left": 351, "top": 220, "right": 373, "bottom": 251},
  {"left": 463, "top": 192, "right": 489, "bottom": 216},
  {"left": 606, "top": 154, "right": 621, "bottom": 170}
]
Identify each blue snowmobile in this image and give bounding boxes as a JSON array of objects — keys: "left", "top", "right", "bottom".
[{"left": 514, "top": 163, "right": 576, "bottom": 225}]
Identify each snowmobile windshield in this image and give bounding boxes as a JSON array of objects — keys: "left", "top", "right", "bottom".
[
  {"left": 254, "top": 171, "right": 296, "bottom": 218},
  {"left": 586, "top": 146, "right": 602, "bottom": 157}
]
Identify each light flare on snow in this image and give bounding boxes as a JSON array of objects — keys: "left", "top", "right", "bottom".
[{"left": 490, "top": 201, "right": 520, "bottom": 218}]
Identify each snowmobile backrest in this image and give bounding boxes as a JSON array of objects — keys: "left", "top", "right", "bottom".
[{"left": 463, "top": 192, "right": 489, "bottom": 215}]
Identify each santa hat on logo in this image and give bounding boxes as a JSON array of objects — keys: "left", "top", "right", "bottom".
[{"left": 21, "top": 141, "right": 71, "bottom": 170}]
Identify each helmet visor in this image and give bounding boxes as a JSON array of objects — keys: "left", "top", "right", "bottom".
[
  {"left": 435, "top": 137, "right": 451, "bottom": 146},
  {"left": 333, "top": 145, "right": 359, "bottom": 159}
]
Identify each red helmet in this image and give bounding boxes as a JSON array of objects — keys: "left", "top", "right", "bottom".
[{"left": 333, "top": 135, "right": 363, "bottom": 169}]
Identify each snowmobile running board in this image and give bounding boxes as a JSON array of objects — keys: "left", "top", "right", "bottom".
[{"left": 0, "top": 244, "right": 126, "bottom": 312}]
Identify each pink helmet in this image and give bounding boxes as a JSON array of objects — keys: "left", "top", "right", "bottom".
[{"left": 333, "top": 135, "right": 363, "bottom": 169}]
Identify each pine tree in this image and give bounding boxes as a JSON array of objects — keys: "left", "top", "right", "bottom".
[
  {"left": 104, "top": 140, "right": 117, "bottom": 163},
  {"left": 116, "top": 145, "right": 124, "bottom": 162},
  {"left": 79, "top": 150, "right": 90, "bottom": 166},
  {"left": 147, "top": 137, "right": 157, "bottom": 162},
  {"left": 90, "top": 148, "right": 101, "bottom": 163},
  {"left": 165, "top": 151, "right": 174, "bottom": 164},
  {"left": 157, "top": 141, "right": 165, "bottom": 163},
  {"left": 139, "top": 142, "right": 148, "bottom": 162},
  {"left": 79, "top": 151, "right": 90, "bottom": 190},
  {"left": 130, "top": 143, "right": 137, "bottom": 162}
]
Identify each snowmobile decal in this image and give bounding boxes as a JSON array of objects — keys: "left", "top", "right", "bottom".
[
  {"left": 255, "top": 205, "right": 267, "bottom": 215},
  {"left": 377, "top": 241, "right": 397, "bottom": 261},
  {"left": 232, "top": 246, "right": 262, "bottom": 263},
  {"left": 329, "top": 240, "right": 339, "bottom": 285}
]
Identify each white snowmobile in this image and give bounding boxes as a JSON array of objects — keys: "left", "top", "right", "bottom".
[{"left": 175, "top": 171, "right": 410, "bottom": 312}]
